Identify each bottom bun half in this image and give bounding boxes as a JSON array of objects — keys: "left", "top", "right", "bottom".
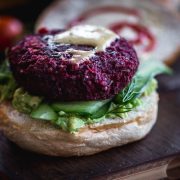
[{"left": 0, "top": 92, "right": 158, "bottom": 156}]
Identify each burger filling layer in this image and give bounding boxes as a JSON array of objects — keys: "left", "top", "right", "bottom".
[{"left": 0, "top": 59, "right": 170, "bottom": 133}]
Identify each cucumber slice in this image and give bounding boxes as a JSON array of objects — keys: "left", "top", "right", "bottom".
[
  {"left": 91, "top": 103, "right": 110, "bottom": 119},
  {"left": 51, "top": 99, "right": 111, "bottom": 115},
  {"left": 30, "top": 104, "right": 58, "bottom": 121}
]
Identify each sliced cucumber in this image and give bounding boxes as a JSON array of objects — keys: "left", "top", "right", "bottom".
[
  {"left": 51, "top": 99, "right": 111, "bottom": 115},
  {"left": 30, "top": 104, "right": 58, "bottom": 121},
  {"left": 91, "top": 103, "right": 110, "bottom": 119}
]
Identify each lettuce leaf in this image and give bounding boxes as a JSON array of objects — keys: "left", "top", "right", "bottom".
[
  {"left": 114, "top": 60, "right": 171, "bottom": 105},
  {"left": 0, "top": 60, "right": 17, "bottom": 102}
]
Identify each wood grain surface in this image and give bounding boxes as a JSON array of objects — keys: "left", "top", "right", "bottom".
[{"left": 0, "top": 59, "right": 180, "bottom": 179}]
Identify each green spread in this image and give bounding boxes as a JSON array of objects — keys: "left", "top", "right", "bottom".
[{"left": 12, "top": 88, "right": 42, "bottom": 114}]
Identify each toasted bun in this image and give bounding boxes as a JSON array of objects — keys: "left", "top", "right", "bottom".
[{"left": 0, "top": 92, "right": 158, "bottom": 156}]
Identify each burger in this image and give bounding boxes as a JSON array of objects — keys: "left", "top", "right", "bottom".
[{"left": 0, "top": 25, "right": 170, "bottom": 156}]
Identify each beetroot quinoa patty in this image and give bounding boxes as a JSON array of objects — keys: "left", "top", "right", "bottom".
[{"left": 8, "top": 28, "right": 139, "bottom": 101}]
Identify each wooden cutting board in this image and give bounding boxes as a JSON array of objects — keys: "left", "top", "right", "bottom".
[{"left": 0, "top": 59, "right": 180, "bottom": 179}]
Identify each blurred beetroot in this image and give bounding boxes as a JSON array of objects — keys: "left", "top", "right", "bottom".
[{"left": 0, "top": 16, "right": 23, "bottom": 51}]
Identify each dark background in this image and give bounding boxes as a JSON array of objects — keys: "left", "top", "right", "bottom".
[
  {"left": 0, "top": 0, "right": 53, "bottom": 60},
  {"left": 0, "top": 0, "right": 52, "bottom": 29}
]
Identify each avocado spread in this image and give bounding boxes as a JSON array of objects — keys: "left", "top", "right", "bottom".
[{"left": 12, "top": 88, "right": 42, "bottom": 114}]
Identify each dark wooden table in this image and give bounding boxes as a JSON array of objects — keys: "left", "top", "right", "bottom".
[{"left": 0, "top": 58, "right": 180, "bottom": 179}]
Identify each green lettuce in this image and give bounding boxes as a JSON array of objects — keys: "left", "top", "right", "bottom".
[{"left": 0, "top": 60, "right": 17, "bottom": 102}]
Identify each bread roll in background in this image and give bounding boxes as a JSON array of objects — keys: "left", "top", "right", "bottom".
[
  {"left": 35, "top": 0, "right": 180, "bottom": 64},
  {"left": 154, "top": 0, "right": 180, "bottom": 13}
]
